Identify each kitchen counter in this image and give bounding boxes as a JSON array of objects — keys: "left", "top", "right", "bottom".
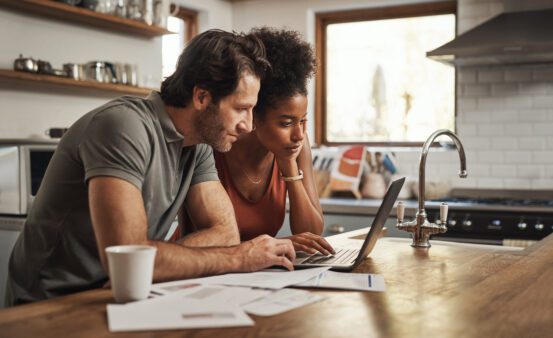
[
  {"left": 320, "top": 197, "right": 553, "bottom": 215},
  {"left": 0, "top": 230, "right": 552, "bottom": 337}
]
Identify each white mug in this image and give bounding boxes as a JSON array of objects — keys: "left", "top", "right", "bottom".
[{"left": 105, "top": 245, "right": 157, "bottom": 303}]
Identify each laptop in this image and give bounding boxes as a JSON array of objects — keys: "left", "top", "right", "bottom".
[{"left": 293, "top": 177, "right": 405, "bottom": 271}]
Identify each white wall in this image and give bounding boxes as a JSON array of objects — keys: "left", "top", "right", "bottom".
[
  {"left": 174, "top": 0, "right": 233, "bottom": 32},
  {"left": 0, "top": 1, "right": 232, "bottom": 140}
]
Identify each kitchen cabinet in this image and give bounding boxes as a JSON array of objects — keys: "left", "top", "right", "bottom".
[
  {"left": 0, "top": 229, "right": 20, "bottom": 309},
  {"left": 0, "top": 0, "right": 173, "bottom": 38},
  {"left": 0, "top": 69, "right": 155, "bottom": 97}
]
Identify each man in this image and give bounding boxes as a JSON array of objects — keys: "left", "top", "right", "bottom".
[{"left": 6, "top": 29, "right": 295, "bottom": 306}]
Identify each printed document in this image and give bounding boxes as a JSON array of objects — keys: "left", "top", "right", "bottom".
[
  {"left": 107, "top": 292, "right": 254, "bottom": 332},
  {"left": 295, "top": 271, "right": 386, "bottom": 292},
  {"left": 242, "top": 288, "right": 324, "bottom": 316},
  {"left": 152, "top": 266, "right": 330, "bottom": 292}
]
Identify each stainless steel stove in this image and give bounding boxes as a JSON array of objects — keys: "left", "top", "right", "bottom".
[{"left": 426, "top": 196, "right": 553, "bottom": 246}]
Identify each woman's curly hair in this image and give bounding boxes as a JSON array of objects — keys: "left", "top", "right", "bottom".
[{"left": 250, "top": 27, "right": 317, "bottom": 119}]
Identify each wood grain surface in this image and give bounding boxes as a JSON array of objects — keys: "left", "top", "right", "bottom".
[{"left": 1, "top": 232, "right": 551, "bottom": 338}]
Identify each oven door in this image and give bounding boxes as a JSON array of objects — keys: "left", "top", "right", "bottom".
[
  {"left": 0, "top": 146, "right": 21, "bottom": 214},
  {"left": 20, "top": 145, "right": 56, "bottom": 215}
]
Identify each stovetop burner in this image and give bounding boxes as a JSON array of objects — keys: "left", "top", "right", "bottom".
[{"left": 438, "top": 197, "right": 553, "bottom": 208}]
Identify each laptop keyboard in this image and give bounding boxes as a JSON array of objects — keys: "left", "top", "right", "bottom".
[{"left": 303, "top": 248, "right": 359, "bottom": 265}]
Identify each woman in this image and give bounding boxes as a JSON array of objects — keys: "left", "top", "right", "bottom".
[{"left": 181, "top": 27, "right": 334, "bottom": 255}]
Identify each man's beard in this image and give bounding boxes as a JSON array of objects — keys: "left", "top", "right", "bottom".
[{"left": 195, "top": 102, "right": 232, "bottom": 152}]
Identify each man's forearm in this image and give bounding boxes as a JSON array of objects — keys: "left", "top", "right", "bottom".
[
  {"left": 147, "top": 235, "right": 295, "bottom": 282},
  {"left": 148, "top": 239, "right": 242, "bottom": 282},
  {"left": 177, "top": 224, "right": 240, "bottom": 247}
]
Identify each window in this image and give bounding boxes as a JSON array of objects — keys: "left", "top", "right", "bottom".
[
  {"left": 315, "top": 2, "right": 456, "bottom": 145},
  {"left": 162, "top": 5, "right": 198, "bottom": 78}
]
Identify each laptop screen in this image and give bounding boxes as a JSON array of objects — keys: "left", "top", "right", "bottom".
[{"left": 352, "top": 177, "right": 405, "bottom": 268}]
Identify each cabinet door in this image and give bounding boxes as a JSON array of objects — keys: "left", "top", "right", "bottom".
[{"left": 0, "top": 230, "right": 21, "bottom": 308}]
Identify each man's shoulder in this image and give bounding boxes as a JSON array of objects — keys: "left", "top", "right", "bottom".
[{"left": 94, "top": 95, "right": 153, "bottom": 119}]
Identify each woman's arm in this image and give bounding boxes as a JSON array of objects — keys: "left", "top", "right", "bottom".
[
  {"left": 277, "top": 136, "right": 334, "bottom": 255},
  {"left": 281, "top": 135, "right": 323, "bottom": 234}
]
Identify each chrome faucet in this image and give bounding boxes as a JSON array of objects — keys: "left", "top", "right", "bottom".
[{"left": 396, "top": 129, "right": 468, "bottom": 248}]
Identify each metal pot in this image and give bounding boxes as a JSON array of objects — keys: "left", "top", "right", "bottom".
[
  {"left": 63, "top": 63, "right": 84, "bottom": 80},
  {"left": 84, "top": 61, "right": 116, "bottom": 83},
  {"left": 13, "top": 54, "right": 38, "bottom": 73},
  {"left": 37, "top": 60, "right": 53, "bottom": 75}
]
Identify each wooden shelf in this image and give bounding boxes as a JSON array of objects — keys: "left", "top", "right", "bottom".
[
  {"left": 0, "top": 69, "right": 156, "bottom": 96},
  {"left": 0, "top": 0, "right": 174, "bottom": 38}
]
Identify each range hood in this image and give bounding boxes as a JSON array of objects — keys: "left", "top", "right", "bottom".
[{"left": 427, "top": 9, "right": 553, "bottom": 66}]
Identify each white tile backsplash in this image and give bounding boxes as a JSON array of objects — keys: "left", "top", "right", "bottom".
[
  {"left": 505, "top": 68, "right": 533, "bottom": 82},
  {"left": 533, "top": 123, "right": 553, "bottom": 136},
  {"left": 503, "top": 178, "right": 532, "bottom": 189},
  {"left": 503, "top": 151, "right": 532, "bottom": 163},
  {"left": 517, "top": 164, "right": 545, "bottom": 178},
  {"left": 491, "top": 110, "right": 518, "bottom": 122},
  {"left": 435, "top": 1, "right": 553, "bottom": 190},
  {"left": 477, "top": 124, "right": 504, "bottom": 136},
  {"left": 477, "top": 177, "right": 504, "bottom": 189},
  {"left": 464, "top": 84, "right": 490, "bottom": 97},
  {"left": 505, "top": 95, "right": 533, "bottom": 109},
  {"left": 478, "top": 69, "right": 505, "bottom": 83},
  {"left": 490, "top": 83, "right": 518, "bottom": 96},
  {"left": 503, "top": 124, "right": 533, "bottom": 136},
  {"left": 532, "top": 96, "right": 553, "bottom": 108},
  {"left": 532, "top": 151, "right": 553, "bottom": 163},
  {"left": 491, "top": 137, "right": 518, "bottom": 150},
  {"left": 477, "top": 97, "right": 505, "bottom": 110},
  {"left": 531, "top": 179, "right": 553, "bottom": 190},
  {"left": 518, "top": 137, "right": 546, "bottom": 150}
]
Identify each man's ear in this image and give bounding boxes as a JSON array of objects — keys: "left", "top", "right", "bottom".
[{"left": 192, "top": 86, "right": 211, "bottom": 110}]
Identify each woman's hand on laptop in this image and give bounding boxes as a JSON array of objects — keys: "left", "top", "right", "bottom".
[{"left": 284, "top": 232, "right": 336, "bottom": 256}]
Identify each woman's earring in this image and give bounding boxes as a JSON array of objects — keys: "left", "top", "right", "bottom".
[{"left": 252, "top": 124, "right": 256, "bottom": 131}]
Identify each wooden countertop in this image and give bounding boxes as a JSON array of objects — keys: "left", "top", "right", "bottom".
[{"left": 1, "top": 232, "right": 552, "bottom": 338}]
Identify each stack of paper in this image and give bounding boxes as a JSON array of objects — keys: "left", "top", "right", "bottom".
[
  {"left": 107, "top": 267, "right": 386, "bottom": 332},
  {"left": 108, "top": 267, "right": 330, "bottom": 332}
]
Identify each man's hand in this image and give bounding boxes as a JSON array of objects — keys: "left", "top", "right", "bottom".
[
  {"left": 285, "top": 232, "right": 335, "bottom": 256},
  {"left": 237, "top": 235, "right": 296, "bottom": 271}
]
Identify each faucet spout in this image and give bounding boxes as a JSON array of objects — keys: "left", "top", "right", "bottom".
[
  {"left": 396, "top": 129, "right": 468, "bottom": 248},
  {"left": 418, "top": 129, "right": 467, "bottom": 211}
]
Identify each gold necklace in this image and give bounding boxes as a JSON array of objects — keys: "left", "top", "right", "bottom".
[
  {"left": 240, "top": 166, "right": 263, "bottom": 184},
  {"left": 238, "top": 157, "right": 273, "bottom": 185}
]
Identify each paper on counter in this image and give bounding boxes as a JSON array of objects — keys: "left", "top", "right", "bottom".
[
  {"left": 152, "top": 266, "right": 330, "bottom": 292},
  {"left": 295, "top": 271, "right": 386, "bottom": 292},
  {"left": 242, "top": 288, "right": 325, "bottom": 316},
  {"left": 107, "top": 295, "right": 253, "bottom": 332},
  {"left": 145, "top": 284, "right": 271, "bottom": 307}
]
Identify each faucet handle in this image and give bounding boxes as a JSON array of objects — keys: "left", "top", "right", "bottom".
[
  {"left": 440, "top": 202, "right": 448, "bottom": 225},
  {"left": 397, "top": 201, "right": 405, "bottom": 222}
]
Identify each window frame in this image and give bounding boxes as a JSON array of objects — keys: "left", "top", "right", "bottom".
[
  {"left": 169, "top": 4, "right": 198, "bottom": 43},
  {"left": 314, "top": 1, "right": 457, "bottom": 146}
]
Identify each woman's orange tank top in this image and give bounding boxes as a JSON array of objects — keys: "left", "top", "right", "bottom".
[{"left": 214, "top": 151, "right": 286, "bottom": 241}]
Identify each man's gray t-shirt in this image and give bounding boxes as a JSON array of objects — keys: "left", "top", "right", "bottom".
[{"left": 6, "top": 92, "right": 218, "bottom": 305}]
